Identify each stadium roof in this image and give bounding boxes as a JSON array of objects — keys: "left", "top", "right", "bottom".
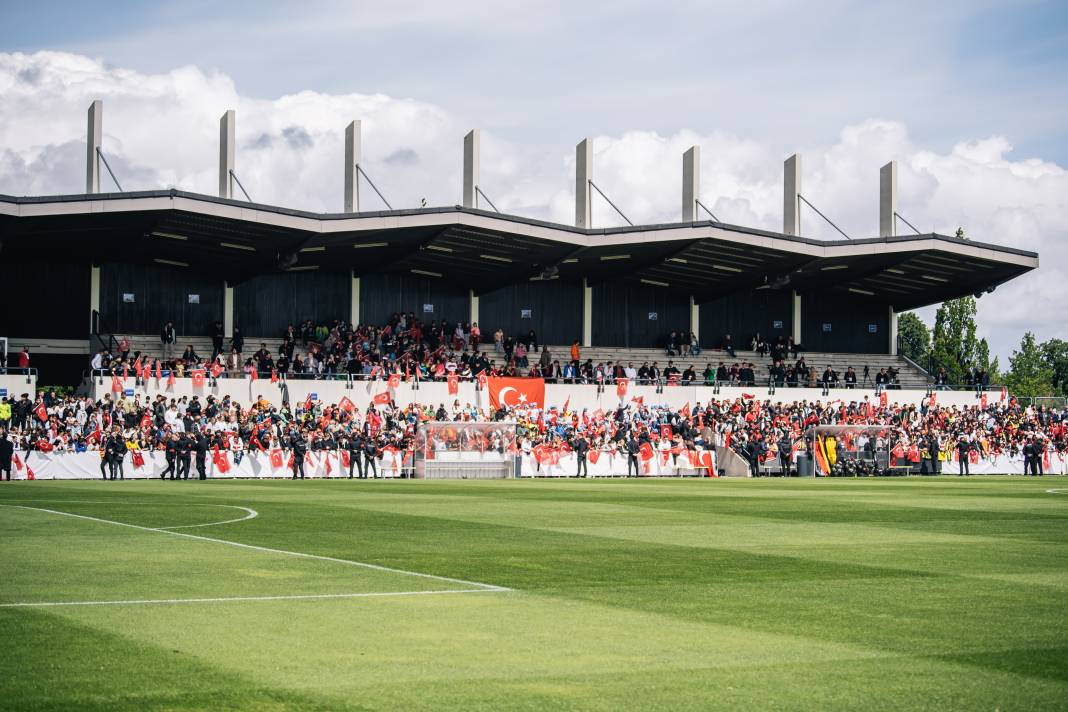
[{"left": 0, "top": 189, "right": 1038, "bottom": 310}]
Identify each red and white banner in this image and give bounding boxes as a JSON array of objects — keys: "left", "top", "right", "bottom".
[{"left": 488, "top": 377, "right": 545, "bottom": 409}]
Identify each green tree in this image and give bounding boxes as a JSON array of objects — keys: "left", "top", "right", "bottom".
[
  {"left": 1040, "top": 338, "right": 1068, "bottom": 397},
  {"left": 931, "top": 296, "right": 980, "bottom": 383},
  {"left": 1005, "top": 332, "right": 1055, "bottom": 397},
  {"left": 896, "top": 312, "right": 930, "bottom": 363}
]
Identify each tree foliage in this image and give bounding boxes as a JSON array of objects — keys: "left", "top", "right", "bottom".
[
  {"left": 1005, "top": 332, "right": 1055, "bottom": 398},
  {"left": 931, "top": 297, "right": 980, "bottom": 383},
  {"left": 896, "top": 312, "right": 930, "bottom": 363}
]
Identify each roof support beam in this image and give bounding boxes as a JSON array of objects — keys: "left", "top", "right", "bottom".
[
  {"left": 784, "top": 154, "right": 801, "bottom": 236},
  {"left": 463, "top": 129, "right": 479, "bottom": 209},
  {"left": 682, "top": 146, "right": 699, "bottom": 222},
  {"left": 86, "top": 100, "right": 102, "bottom": 193},
  {"left": 344, "top": 120, "right": 361, "bottom": 212},
  {"left": 219, "top": 110, "right": 235, "bottom": 199},
  {"left": 575, "top": 138, "right": 592, "bottom": 228},
  {"left": 880, "top": 161, "right": 897, "bottom": 237}
]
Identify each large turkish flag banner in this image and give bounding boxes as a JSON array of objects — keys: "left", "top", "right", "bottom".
[{"left": 488, "top": 377, "right": 545, "bottom": 409}]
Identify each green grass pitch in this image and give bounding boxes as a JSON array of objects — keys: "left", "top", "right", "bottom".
[{"left": 1, "top": 477, "right": 1067, "bottom": 711}]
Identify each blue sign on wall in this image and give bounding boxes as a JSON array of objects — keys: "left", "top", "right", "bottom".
[
  {"left": 0, "top": 388, "right": 7, "bottom": 397},
  {"left": 124, "top": 389, "right": 135, "bottom": 397},
  {"left": 310, "top": 393, "right": 319, "bottom": 401}
]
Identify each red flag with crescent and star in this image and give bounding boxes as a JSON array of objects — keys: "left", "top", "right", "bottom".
[{"left": 488, "top": 377, "right": 544, "bottom": 410}]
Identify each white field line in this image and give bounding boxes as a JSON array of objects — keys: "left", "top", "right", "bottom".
[
  {"left": 0, "top": 589, "right": 504, "bottom": 609},
  {"left": 1047, "top": 489, "right": 1068, "bottom": 495},
  {"left": 4, "top": 505, "right": 510, "bottom": 592},
  {"left": 155, "top": 505, "right": 259, "bottom": 529}
]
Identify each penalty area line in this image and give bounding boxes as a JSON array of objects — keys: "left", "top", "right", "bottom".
[
  {"left": 0, "top": 588, "right": 506, "bottom": 609},
  {"left": 4, "top": 505, "right": 511, "bottom": 593}
]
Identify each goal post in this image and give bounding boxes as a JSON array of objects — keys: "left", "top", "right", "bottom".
[{"left": 414, "top": 421, "right": 519, "bottom": 479}]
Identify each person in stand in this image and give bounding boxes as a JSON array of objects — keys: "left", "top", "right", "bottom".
[
  {"left": 290, "top": 430, "right": 307, "bottom": 479},
  {"left": 362, "top": 435, "right": 379, "bottom": 479},
  {"left": 777, "top": 432, "right": 793, "bottom": 477},
  {"left": 161, "top": 322, "right": 176, "bottom": 361},
  {"left": 572, "top": 432, "right": 589, "bottom": 478},
  {"left": 160, "top": 433, "right": 179, "bottom": 480},
  {"left": 230, "top": 326, "right": 244, "bottom": 356},
  {"left": 211, "top": 320, "right": 225, "bottom": 361},
  {"left": 0, "top": 430, "right": 13, "bottom": 481},
  {"left": 177, "top": 432, "right": 193, "bottom": 480},
  {"left": 626, "top": 434, "right": 641, "bottom": 477},
  {"left": 194, "top": 428, "right": 209, "bottom": 480}
]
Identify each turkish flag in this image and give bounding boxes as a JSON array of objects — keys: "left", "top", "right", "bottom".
[
  {"left": 388, "top": 373, "right": 401, "bottom": 389},
  {"left": 879, "top": 391, "right": 888, "bottom": 408},
  {"left": 250, "top": 368, "right": 258, "bottom": 382},
  {"left": 980, "top": 393, "right": 988, "bottom": 408},
  {"left": 167, "top": 370, "right": 176, "bottom": 387},
  {"left": 131, "top": 450, "right": 145, "bottom": 469},
  {"left": 447, "top": 374, "right": 459, "bottom": 395},
  {"left": 616, "top": 378, "right": 628, "bottom": 397},
  {"left": 341, "top": 450, "right": 351, "bottom": 468},
  {"left": 111, "top": 376, "right": 123, "bottom": 393},
  {"left": 588, "top": 449, "right": 601, "bottom": 465},
  {"left": 488, "top": 377, "right": 544, "bottom": 409},
  {"left": 477, "top": 373, "right": 488, "bottom": 390},
  {"left": 191, "top": 370, "right": 206, "bottom": 388},
  {"left": 1000, "top": 386, "right": 1008, "bottom": 403},
  {"left": 697, "top": 450, "right": 716, "bottom": 476},
  {"left": 134, "top": 357, "right": 143, "bottom": 379},
  {"left": 269, "top": 449, "right": 284, "bottom": 469},
  {"left": 34, "top": 402, "right": 48, "bottom": 422},
  {"left": 338, "top": 396, "right": 355, "bottom": 413},
  {"left": 211, "top": 362, "right": 224, "bottom": 378},
  {"left": 26, "top": 466, "right": 35, "bottom": 481},
  {"left": 373, "top": 391, "right": 391, "bottom": 405},
  {"left": 212, "top": 446, "right": 230, "bottom": 474},
  {"left": 639, "top": 442, "right": 655, "bottom": 461},
  {"left": 271, "top": 369, "right": 279, "bottom": 383},
  {"left": 324, "top": 454, "right": 333, "bottom": 477},
  {"left": 660, "top": 424, "right": 672, "bottom": 440},
  {"left": 140, "top": 413, "right": 152, "bottom": 429}
]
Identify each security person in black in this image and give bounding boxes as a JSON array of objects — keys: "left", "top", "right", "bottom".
[
  {"left": 363, "top": 436, "right": 379, "bottom": 479},
  {"left": 162, "top": 433, "right": 180, "bottom": 479},
  {"left": 177, "top": 433, "right": 193, "bottom": 480},
  {"left": 777, "top": 433, "right": 793, "bottom": 477},
  {"left": 105, "top": 428, "right": 126, "bottom": 480},
  {"left": 290, "top": 431, "right": 307, "bottom": 479},
  {"left": 0, "top": 430, "right": 14, "bottom": 481},
  {"left": 194, "top": 429, "right": 209, "bottom": 480},
  {"left": 346, "top": 435, "right": 364, "bottom": 479},
  {"left": 626, "top": 434, "right": 641, "bottom": 477},
  {"left": 572, "top": 432, "right": 589, "bottom": 477}
]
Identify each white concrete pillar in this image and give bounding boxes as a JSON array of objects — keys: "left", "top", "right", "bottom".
[
  {"left": 880, "top": 160, "right": 897, "bottom": 237},
  {"left": 791, "top": 290, "right": 802, "bottom": 344},
  {"left": 350, "top": 273, "right": 361, "bottom": 325},
  {"left": 86, "top": 100, "right": 102, "bottom": 193},
  {"left": 219, "top": 109, "right": 235, "bottom": 199},
  {"left": 690, "top": 296, "right": 699, "bottom": 340},
  {"left": 582, "top": 278, "right": 592, "bottom": 347},
  {"left": 89, "top": 265, "right": 101, "bottom": 332},
  {"left": 682, "top": 146, "right": 700, "bottom": 222},
  {"left": 223, "top": 282, "right": 234, "bottom": 338},
  {"left": 469, "top": 289, "right": 479, "bottom": 325},
  {"left": 463, "top": 129, "right": 480, "bottom": 209},
  {"left": 784, "top": 154, "right": 801, "bottom": 236},
  {"left": 888, "top": 306, "right": 898, "bottom": 355},
  {"left": 575, "top": 138, "right": 592, "bottom": 228},
  {"left": 344, "top": 120, "right": 361, "bottom": 212}
]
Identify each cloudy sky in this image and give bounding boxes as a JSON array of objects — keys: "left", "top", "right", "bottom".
[{"left": 1, "top": 0, "right": 1066, "bottom": 361}]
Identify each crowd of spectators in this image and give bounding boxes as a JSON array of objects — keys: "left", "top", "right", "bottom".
[
  {"left": 1, "top": 384, "right": 1064, "bottom": 481},
  {"left": 80, "top": 314, "right": 916, "bottom": 393}
]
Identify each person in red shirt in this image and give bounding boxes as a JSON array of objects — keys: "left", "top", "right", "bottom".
[{"left": 17, "top": 347, "right": 30, "bottom": 370}]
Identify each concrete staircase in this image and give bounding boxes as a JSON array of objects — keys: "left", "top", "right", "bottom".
[{"left": 103, "top": 335, "right": 930, "bottom": 389}]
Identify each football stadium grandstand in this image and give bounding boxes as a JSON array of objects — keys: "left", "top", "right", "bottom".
[
  {"left": 0, "top": 102, "right": 1049, "bottom": 481},
  {"left": 2, "top": 102, "right": 1067, "bottom": 712}
]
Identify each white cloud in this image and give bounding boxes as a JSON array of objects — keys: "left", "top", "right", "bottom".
[{"left": 1, "top": 51, "right": 1065, "bottom": 361}]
